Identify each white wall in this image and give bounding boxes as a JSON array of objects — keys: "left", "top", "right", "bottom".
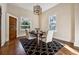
[
  {"left": 7, "top": 4, "right": 39, "bottom": 37},
  {"left": 0, "top": 3, "right": 7, "bottom": 46},
  {"left": 40, "top": 4, "right": 74, "bottom": 43},
  {"left": 74, "top": 4, "right": 79, "bottom": 47}
]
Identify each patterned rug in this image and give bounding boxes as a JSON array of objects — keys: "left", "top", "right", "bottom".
[{"left": 19, "top": 37, "right": 63, "bottom": 55}]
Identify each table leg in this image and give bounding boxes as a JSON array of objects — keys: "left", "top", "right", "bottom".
[{"left": 37, "top": 34, "right": 40, "bottom": 46}]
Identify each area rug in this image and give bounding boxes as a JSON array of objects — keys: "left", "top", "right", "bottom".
[{"left": 19, "top": 37, "right": 63, "bottom": 55}]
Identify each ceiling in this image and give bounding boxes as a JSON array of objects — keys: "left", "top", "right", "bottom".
[{"left": 9, "top": 3, "right": 58, "bottom": 12}]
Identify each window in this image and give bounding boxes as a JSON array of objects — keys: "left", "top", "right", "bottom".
[
  {"left": 20, "top": 17, "right": 31, "bottom": 31},
  {"left": 49, "top": 15, "right": 56, "bottom": 32}
]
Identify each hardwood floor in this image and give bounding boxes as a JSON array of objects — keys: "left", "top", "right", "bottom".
[
  {"left": 54, "top": 39, "right": 79, "bottom": 55},
  {"left": 56, "top": 47, "right": 77, "bottom": 55},
  {"left": 53, "top": 38, "right": 79, "bottom": 52},
  {"left": 0, "top": 39, "right": 26, "bottom": 55},
  {"left": 0, "top": 38, "right": 79, "bottom": 55}
]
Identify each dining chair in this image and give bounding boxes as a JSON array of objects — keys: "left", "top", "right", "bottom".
[
  {"left": 41, "top": 30, "right": 54, "bottom": 43},
  {"left": 26, "top": 30, "right": 36, "bottom": 40},
  {"left": 40, "top": 30, "right": 54, "bottom": 49}
]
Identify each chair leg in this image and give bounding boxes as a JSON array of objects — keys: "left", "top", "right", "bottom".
[{"left": 46, "top": 43, "right": 47, "bottom": 48}]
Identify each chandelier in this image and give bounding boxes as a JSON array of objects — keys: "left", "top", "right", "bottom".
[{"left": 33, "top": 5, "right": 42, "bottom": 15}]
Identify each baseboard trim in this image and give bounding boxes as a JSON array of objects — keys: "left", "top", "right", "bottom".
[
  {"left": 74, "top": 46, "right": 79, "bottom": 50},
  {"left": 53, "top": 38, "right": 73, "bottom": 43},
  {"left": 53, "top": 38, "right": 74, "bottom": 47}
]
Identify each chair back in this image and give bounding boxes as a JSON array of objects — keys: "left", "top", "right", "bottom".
[{"left": 46, "top": 30, "right": 53, "bottom": 43}]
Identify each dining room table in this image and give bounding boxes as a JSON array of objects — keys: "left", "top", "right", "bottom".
[
  {"left": 35, "top": 28, "right": 46, "bottom": 46},
  {"left": 29, "top": 28, "right": 46, "bottom": 46}
]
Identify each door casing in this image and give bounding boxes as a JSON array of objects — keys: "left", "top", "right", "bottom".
[
  {"left": 0, "top": 7, "right": 1, "bottom": 47},
  {"left": 7, "top": 13, "right": 18, "bottom": 42},
  {"left": 9, "top": 16, "right": 17, "bottom": 41}
]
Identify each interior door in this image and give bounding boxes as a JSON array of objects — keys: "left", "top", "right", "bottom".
[
  {"left": 0, "top": 7, "right": 1, "bottom": 47},
  {"left": 9, "top": 16, "right": 17, "bottom": 41}
]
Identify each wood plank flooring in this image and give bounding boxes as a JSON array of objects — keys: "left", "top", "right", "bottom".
[
  {"left": 0, "top": 38, "right": 79, "bottom": 55},
  {"left": 56, "top": 47, "right": 76, "bottom": 55},
  {"left": 0, "top": 39, "right": 26, "bottom": 55}
]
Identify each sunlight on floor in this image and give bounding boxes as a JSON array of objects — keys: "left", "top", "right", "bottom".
[{"left": 64, "top": 45, "right": 79, "bottom": 55}]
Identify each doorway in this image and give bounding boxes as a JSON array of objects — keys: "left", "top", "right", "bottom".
[
  {"left": 0, "top": 7, "right": 1, "bottom": 47},
  {"left": 9, "top": 16, "right": 17, "bottom": 41}
]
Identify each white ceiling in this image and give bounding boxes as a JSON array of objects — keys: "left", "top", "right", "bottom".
[{"left": 10, "top": 3, "right": 58, "bottom": 12}]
